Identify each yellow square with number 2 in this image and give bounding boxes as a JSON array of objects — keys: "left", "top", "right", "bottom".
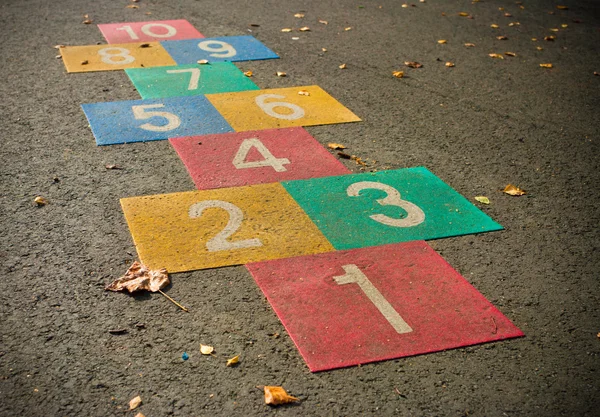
[
  {"left": 120, "top": 183, "right": 334, "bottom": 273},
  {"left": 205, "top": 86, "right": 361, "bottom": 132},
  {"left": 60, "top": 42, "right": 176, "bottom": 73}
]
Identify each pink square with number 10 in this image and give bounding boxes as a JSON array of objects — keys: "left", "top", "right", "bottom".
[
  {"left": 98, "top": 20, "right": 204, "bottom": 44},
  {"left": 247, "top": 241, "right": 524, "bottom": 372},
  {"left": 169, "top": 127, "right": 351, "bottom": 190}
]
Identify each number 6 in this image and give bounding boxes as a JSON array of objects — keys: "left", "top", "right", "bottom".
[
  {"left": 347, "top": 181, "right": 425, "bottom": 227},
  {"left": 255, "top": 94, "right": 305, "bottom": 120}
]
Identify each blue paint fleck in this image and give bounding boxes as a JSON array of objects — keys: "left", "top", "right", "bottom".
[{"left": 182, "top": 352, "right": 189, "bottom": 361}]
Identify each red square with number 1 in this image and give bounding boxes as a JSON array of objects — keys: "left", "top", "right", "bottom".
[{"left": 247, "top": 241, "right": 524, "bottom": 372}]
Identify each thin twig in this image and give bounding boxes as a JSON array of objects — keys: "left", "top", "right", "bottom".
[
  {"left": 491, "top": 317, "right": 498, "bottom": 334},
  {"left": 158, "top": 289, "right": 189, "bottom": 312}
]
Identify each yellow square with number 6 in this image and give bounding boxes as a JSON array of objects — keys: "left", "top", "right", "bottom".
[
  {"left": 60, "top": 42, "right": 176, "bottom": 73},
  {"left": 120, "top": 183, "right": 334, "bottom": 273},
  {"left": 205, "top": 86, "right": 361, "bottom": 131}
]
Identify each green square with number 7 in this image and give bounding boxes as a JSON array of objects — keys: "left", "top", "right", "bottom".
[
  {"left": 125, "top": 63, "right": 259, "bottom": 99},
  {"left": 282, "top": 167, "right": 503, "bottom": 250}
]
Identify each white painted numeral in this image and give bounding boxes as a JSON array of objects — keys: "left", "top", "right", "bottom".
[
  {"left": 189, "top": 200, "right": 263, "bottom": 252},
  {"left": 166, "top": 68, "right": 201, "bottom": 90},
  {"left": 116, "top": 24, "right": 177, "bottom": 40},
  {"left": 346, "top": 181, "right": 425, "bottom": 227},
  {"left": 334, "top": 264, "right": 413, "bottom": 334},
  {"left": 255, "top": 94, "right": 305, "bottom": 120},
  {"left": 198, "top": 40, "right": 236, "bottom": 57},
  {"left": 141, "top": 23, "right": 177, "bottom": 38},
  {"left": 98, "top": 47, "right": 135, "bottom": 65},
  {"left": 232, "top": 138, "right": 290, "bottom": 172},
  {"left": 132, "top": 104, "right": 181, "bottom": 132}
]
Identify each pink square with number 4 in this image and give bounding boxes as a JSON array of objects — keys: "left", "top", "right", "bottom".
[
  {"left": 246, "top": 241, "right": 524, "bottom": 372},
  {"left": 98, "top": 20, "right": 204, "bottom": 44},
  {"left": 169, "top": 127, "right": 351, "bottom": 190}
]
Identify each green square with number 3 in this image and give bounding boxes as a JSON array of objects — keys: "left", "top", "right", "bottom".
[
  {"left": 282, "top": 167, "right": 503, "bottom": 250},
  {"left": 125, "top": 62, "right": 259, "bottom": 99}
]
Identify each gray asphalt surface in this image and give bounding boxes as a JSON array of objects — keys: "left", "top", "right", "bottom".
[{"left": 1, "top": 0, "right": 599, "bottom": 416}]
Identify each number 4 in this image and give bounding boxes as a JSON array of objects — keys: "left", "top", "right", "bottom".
[{"left": 233, "top": 138, "right": 290, "bottom": 172}]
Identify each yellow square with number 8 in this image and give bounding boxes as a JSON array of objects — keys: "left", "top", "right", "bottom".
[
  {"left": 120, "top": 183, "right": 334, "bottom": 273},
  {"left": 205, "top": 86, "right": 361, "bottom": 131},
  {"left": 60, "top": 42, "right": 176, "bottom": 73}
]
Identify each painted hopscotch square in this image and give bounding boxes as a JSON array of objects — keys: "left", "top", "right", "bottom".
[
  {"left": 169, "top": 127, "right": 351, "bottom": 190},
  {"left": 81, "top": 95, "right": 233, "bottom": 145},
  {"left": 120, "top": 183, "right": 334, "bottom": 273},
  {"left": 125, "top": 62, "right": 259, "bottom": 99},
  {"left": 247, "top": 241, "right": 524, "bottom": 372},
  {"left": 98, "top": 20, "right": 204, "bottom": 44},
  {"left": 60, "top": 42, "right": 176, "bottom": 73},
  {"left": 160, "top": 35, "right": 279, "bottom": 64},
  {"left": 282, "top": 167, "right": 503, "bottom": 250},
  {"left": 205, "top": 86, "right": 361, "bottom": 132}
]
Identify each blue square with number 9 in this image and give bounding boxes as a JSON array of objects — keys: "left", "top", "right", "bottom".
[
  {"left": 160, "top": 36, "right": 279, "bottom": 64},
  {"left": 81, "top": 96, "right": 234, "bottom": 145}
]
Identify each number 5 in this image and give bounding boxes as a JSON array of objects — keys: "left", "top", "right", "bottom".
[
  {"left": 132, "top": 104, "right": 181, "bottom": 132},
  {"left": 347, "top": 181, "right": 425, "bottom": 227}
]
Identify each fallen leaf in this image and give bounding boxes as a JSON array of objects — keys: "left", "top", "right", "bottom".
[
  {"left": 319, "top": 20, "right": 328, "bottom": 24},
  {"left": 139, "top": 43, "right": 150, "bottom": 48},
  {"left": 321, "top": 47, "right": 327, "bottom": 52},
  {"left": 298, "top": 90, "right": 310, "bottom": 96},
  {"left": 281, "top": 28, "right": 292, "bottom": 32},
  {"left": 556, "top": 5, "right": 568, "bottom": 10},
  {"left": 561, "top": 24, "right": 568, "bottom": 28},
  {"left": 504, "top": 52, "right": 516, "bottom": 57},
  {"left": 402, "top": 4, "right": 409, "bottom": 8},
  {"left": 508, "top": 22, "right": 520, "bottom": 26},
  {"left": 544, "top": 35, "right": 556, "bottom": 41},
  {"left": 490, "top": 24, "right": 499, "bottom": 28},
  {"left": 498, "top": 7, "right": 504, "bottom": 11},
  {"left": 105, "top": 261, "right": 169, "bottom": 293},
  {"left": 82, "top": 19, "right": 93, "bottom": 24},
  {"left": 459, "top": 12, "right": 469, "bottom": 16},
  {"left": 597, "top": 332, "right": 600, "bottom": 338},
  {"left": 34, "top": 197, "right": 48, "bottom": 206},
  {"left": 392, "top": 70, "right": 405, "bottom": 78},
  {"left": 264, "top": 386, "right": 299, "bottom": 406},
  {"left": 54, "top": 44, "right": 65, "bottom": 49},
  {"left": 504, "top": 12, "right": 512, "bottom": 17},
  {"left": 594, "top": 72, "right": 599, "bottom": 76},
  {"left": 291, "top": 37, "right": 299, "bottom": 40},
  {"left": 337, "top": 151, "right": 352, "bottom": 159},
  {"left": 244, "top": 70, "right": 253, "bottom": 77},
  {"left": 352, "top": 156, "right": 367, "bottom": 166},
  {"left": 197, "top": 59, "right": 209, "bottom": 64},
  {"left": 404, "top": 61, "right": 423, "bottom": 68},
  {"left": 339, "top": 63, "right": 347, "bottom": 69},
  {"left": 249, "top": 23, "right": 260, "bottom": 27},
  {"left": 81, "top": 60, "right": 89, "bottom": 65},
  {"left": 550, "top": 28, "right": 559, "bottom": 32},
  {"left": 496, "top": 35, "right": 508, "bottom": 40},
  {"left": 464, "top": 43, "right": 476, "bottom": 47},
  {"left": 129, "top": 396, "right": 142, "bottom": 411},
  {"left": 540, "top": 63, "right": 553, "bottom": 68},
  {"left": 200, "top": 344, "right": 214, "bottom": 355},
  {"left": 445, "top": 62, "right": 455, "bottom": 67},
  {"left": 299, "top": 27, "right": 310, "bottom": 32},
  {"left": 345, "top": 27, "right": 352, "bottom": 31},
  {"left": 294, "top": 13, "right": 305, "bottom": 18},
  {"left": 438, "top": 39, "right": 447, "bottom": 44},
  {"left": 489, "top": 53, "right": 504, "bottom": 59},
  {"left": 328, "top": 143, "right": 346, "bottom": 150},
  {"left": 276, "top": 71, "right": 287, "bottom": 77},
  {"left": 226, "top": 355, "right": 240, "bottom": 366},
  {"left": 531, "top": 38, "right": 538, "bottom": 41},
  {"left": 503, "top": 184, "right": 526, "bottom": 196},
  {"left": 55, "top": 55, "right": 62, "bottom": 59},
  {"left": 134, "top": 413, "right": 145, "bottom": 417},
  {"left": 474, "top": 196, "right": 490, "bottom": 205},
  {"left": 537, "top": 46, "right": 543, "bottom": 50},
  {"left": 126, "top": 5, "right": 139, "bottom": 8}
]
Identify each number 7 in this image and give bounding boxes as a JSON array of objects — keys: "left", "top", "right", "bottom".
[{"left": 166, "top": 68, "right": 201, "bottom": 90}]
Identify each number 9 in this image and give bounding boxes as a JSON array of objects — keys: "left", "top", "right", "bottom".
[{"left": 198, "top": 40, "right": 237, "bottom": 58}]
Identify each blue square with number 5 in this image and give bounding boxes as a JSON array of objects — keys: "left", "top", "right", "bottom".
[
  {"left": 81, "top": 96, "right": 234, "bottom": 145},
  {"left": 160, "top": 35, "right": 279, "bottom": 64}
]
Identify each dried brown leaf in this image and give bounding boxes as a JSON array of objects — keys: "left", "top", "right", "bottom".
[
  {"left": 474, "top": 196, "right": 490, "bottom": 205},
  {"left": 504, "top": 12, "right": 512, "bottom": 17},
  {"left": 243, "top": 70, "right": 253, "bottom": 77},
  {"left": 226, "top": 355, "right": 240, "bottom": 366},
  {"left": 200, "top": 344, "right": 214, "bottom": 355},
  {"left": 594, "top": 72, "right": 599, "bottom": 76},
  {"left": 134, "top": 413, "right": 145, "bottom": 417},
  {"left": 561, "top": 24, "right": 568, "bottom": 28},
  {"left": 197, "top": 59, "right": 209, "bottom": 64},
  {"left": 402, "top": 4, "right": 409, "bottom": 8},
  {"left": 490, "top": 24, "right": 499, "bottom": 28},
  {"left": 34, "top": 196, "right": 48, "bottom": 206},
  {"left": 276, "top": 71, "right": 287, "bottom": 77},
  {"left": 531, "top": 38, "right": 538, "bottom": 41},
  {"left": 352, "top": 156, "right": 367, "bottom": 166},
  {"left": 328, "top": 143, "right": 346, "bottom": 150},
  {"left": 464, "top": 43, "right": 476, "bottom": 47},
  {"left": 503, "top": 184, "right": 526, "bottom": 196},
  {"left": 459, "top": 12, "right": 469, "bottom": 16},
  {"left": 105, "top": 164, "right": 122, "bottom": 169},
  {"left": 337, "top": 151, "right": 352, "bottom": 159},
  {"left": 139, "top": 43, "right": 150, "bottom": 48},
  {"left": 82, "top": 19, "right": 93, "bottom": 24},
  {"left": 297, "top": 90, "right": 310, "bottom": 96},
  {"left": 556, "top": 5, "right": 568, "bottom": 10},
  {"left": 504, "top": 51, "right": 516, "bottom": 57},
  {"left": 321, "top": 47, "right": 327, "bottom": 52},
  {"left": 105, "top": 261, "right": 169, "bottom": 293},
  {"left": 299, "top": 27, "right": 310, "bottom": 32},
  {"left": 537, "top": 46, "right": 543, "bottom": 51},
  {"left": 54, "top": 44, "right": 65, "bottom": 49},
  {"left": 392, "top": 70, "right": 405, "bottom": 78},
  {"left": 438, "top": 39, "right": 447, "bottom": 44},
  {"left": 404, "top": 61, "right": 423, "bottom": 68},
  {"left": 544, "top": 35, "right": 556, "bottom": 41},
  {"left": 294, "top": 13, "right": 305, "bottom": 18},
  {"left": 345, "top": 27, "right": 352, "bottom": 31},
  {"left": 281, "top": 28, "right": 292, "bottom": 33},
  {"left": 264, "top": 386, "right": 299, "bottom": 406},
  {"left": 540, "top": 63, "right": 553, "bottom": 68},
  {"left": 126, "top": 5, "right": 139, "bottom": 8},
  {"left": 319, "top": 20, "right": 328, "bottom": 24},
  {"left": 445, "top": 62, "right": 455, "bottom": 67},
  {"left": 339, "top": 63, "right": 347, "bottom": 69},
  {"left": 129, "top": 396, "right": 142, "bottom": 411},
  {"left": 489, "top": 53, "right": 504, "bottom": 59},
  {"left": 550, "top": 28, "right": 559, "bottom": 32},
  {"left": 496, "top": 35, "right": 508, "bottom": 40},
  {"left": 81, "top": 60, "right": 89, "bottom": 65}
]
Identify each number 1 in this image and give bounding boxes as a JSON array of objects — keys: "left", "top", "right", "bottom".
[{"left": 333, "top": 264, "right": 413, "bottom": 334}]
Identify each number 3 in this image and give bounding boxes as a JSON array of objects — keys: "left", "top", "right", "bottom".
[
  {"left": 347, "top": 181, "right": 425, "bottom": 227},
  {"left": 189, "top": 200, "right": 262, "bottom": 252}
]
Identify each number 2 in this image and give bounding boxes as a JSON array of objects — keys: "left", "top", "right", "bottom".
[
  {"left": 232, "top": 138, "right": 290, "bottom": 172},
  {"left": 347, "top": 181, "right": 425, "bottom": 227},
  {"left": 189, "top": 200, "right": 262, "bottom": 252},
  {"left": 334, "top": 264, "right": 413, "bottom": 334},
  {"left": 166, "top": 68, "right": 201, "bottom": 90}
]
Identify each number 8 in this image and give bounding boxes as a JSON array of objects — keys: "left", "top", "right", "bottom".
[{"left": 98, "top": 47, "right": 135, "bottom": 65}]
